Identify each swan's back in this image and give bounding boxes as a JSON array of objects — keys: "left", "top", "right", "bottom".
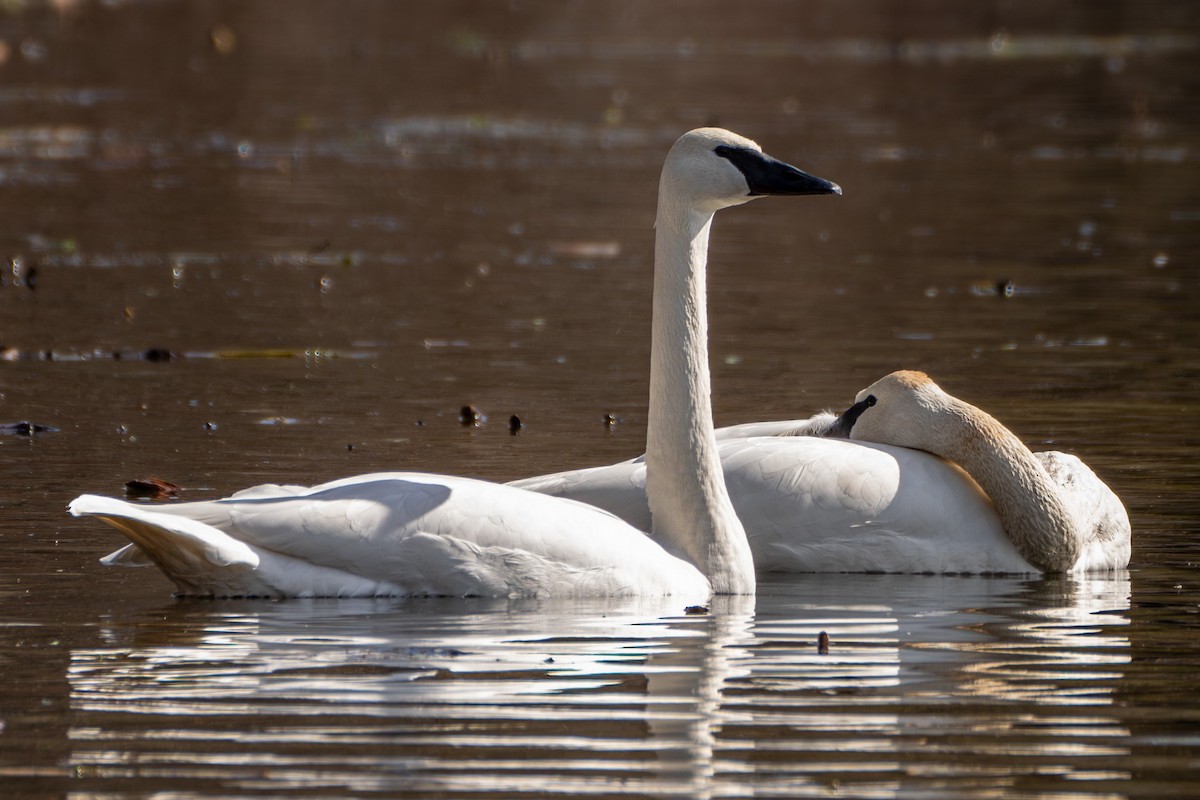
[
  {"left": 515, "top": 437, "right": 1038, "bottom": 574},
  {"left": 72, "top": 473, "right": 711, "bottom": 599},
  {"left": 717, "top": 437, "right": 1034, "bottom": 573}
]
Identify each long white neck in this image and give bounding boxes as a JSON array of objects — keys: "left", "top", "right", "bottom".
[
  {"left": 937, "top": 399, "right": 1082, "bottom": 572},
  {"left": 645, "top": 196, "right": 756, "bottom": 595}
]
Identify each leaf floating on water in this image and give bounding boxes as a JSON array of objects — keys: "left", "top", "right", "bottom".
[
  {"left": 214, "top": 348, "right": 304, "bottom": 359},
  {"left": 210, "top": 24, "right": 237, "bottom": 56},
  {"left": 124, "top": 477, "right": 182, "bottom": 500}
]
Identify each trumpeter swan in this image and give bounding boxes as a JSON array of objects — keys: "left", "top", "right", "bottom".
[
  {"left": 841, "top": 370, "right": 1130, "bottom": 572},
  {"left": 68, "top": 127, "right": 841, "bottom": 599},
  {"left": 513, "top": 376, "right": 1129, "bottom": 574}
]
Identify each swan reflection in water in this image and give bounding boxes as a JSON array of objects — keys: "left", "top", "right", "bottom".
[{"left": 66, "top": 575, "right": 1131, "bottom": 798}]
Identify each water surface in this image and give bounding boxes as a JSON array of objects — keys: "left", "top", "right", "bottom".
[{"left": 2, "top": 1, "right": 1199, "bottom": 797}]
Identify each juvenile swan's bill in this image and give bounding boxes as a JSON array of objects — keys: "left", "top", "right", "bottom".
[{"left": 68, "top": 128, "right": 841, "bottom": 599}]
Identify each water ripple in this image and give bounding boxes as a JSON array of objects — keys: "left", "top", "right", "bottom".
[{"left": 56, "top": 576, "right": 1139, "bottom": 798}]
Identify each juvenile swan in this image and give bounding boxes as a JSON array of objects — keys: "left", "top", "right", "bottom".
[
  {"left": 842, "top": 370, "right": 1130, "bottom": 573},
  {"left": 68, "top": 128, "right": 841, "bottom": 599},
  {"left": 513, "top": 377, "right": 1130, "bottom": 575}
]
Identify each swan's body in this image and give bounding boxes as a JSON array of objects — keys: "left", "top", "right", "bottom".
[
  {"left": 512, "top": 382, "right": 1130, "bottom": 575},
  {"left": 69, "top": 127, "right": 841, "bottom": 598},
  {"left": 845, "top": 371, "right": 1129, "bottom": 573},
  {"left": 73, "top": 474, "right": 710, "bottom": 598}
]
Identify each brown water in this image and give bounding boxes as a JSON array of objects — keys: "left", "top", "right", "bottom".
[{"left": 2, "top": 1, "right": 1199, "bottom": 797}]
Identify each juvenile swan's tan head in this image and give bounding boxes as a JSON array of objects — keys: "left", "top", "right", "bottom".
[
  {"left": 844, "top": 371, "right": 956, "bottom": 452},
  {"left": 836, "top": 370, "right": 1093, "bottom": 573}
]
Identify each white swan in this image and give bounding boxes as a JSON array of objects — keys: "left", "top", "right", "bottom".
[
  {"left": 843, "top": 370, "right": 1130, "bottom": 572},
  {"left": 512, "top": 375, "right": 1130, "bottom": 574},
  {"left": 67, "top": 127, "right": 842, "bottom": 599}
]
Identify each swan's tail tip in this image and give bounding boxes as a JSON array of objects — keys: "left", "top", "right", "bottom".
[{"left": 68, "top": 493, "right": 125, "bottom": 517}]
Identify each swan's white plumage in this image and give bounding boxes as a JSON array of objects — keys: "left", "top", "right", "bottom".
[
  {"left": 844, "top": 371, "right": 1130, "bottom": 573},
  {"left": 512, "top": 400, "right": 1130, "bottom": 575},
  {"left": 69, "top": 127, "right": 842, "bottom": 599},
  {"left": 1036, "top": 451, "right": 1131, "bottom": 572},
  {"left": 72, "top": 473, "right": 710, "bottom": 599},
  {"left": 713, "top": 413, "right": 838, "bottom": 440},
  {"left": 514, "top": 437, "right": 1037, "bottom": 574}
]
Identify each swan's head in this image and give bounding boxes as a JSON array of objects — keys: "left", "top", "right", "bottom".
[
  {"left": 660, "top": 128, "right": 841, "bottom": 216},
  {"left": 835, "top": 370, "right": 954, "bottom": 450}
]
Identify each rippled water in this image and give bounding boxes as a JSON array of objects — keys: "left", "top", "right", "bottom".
[
  {"left": 17, "top": 576, "right": 1143, "bottom": 798},
  {"left": 2, "top": 1, "right": 1199, "bottom": 797}
]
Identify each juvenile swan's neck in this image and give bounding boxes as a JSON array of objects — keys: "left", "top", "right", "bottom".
[
  {"left": 646, "top": 200, "right": 756, "bottom": 594},
  {"left": 938, "top": 399, "right": 1082, "bottom": 572}
]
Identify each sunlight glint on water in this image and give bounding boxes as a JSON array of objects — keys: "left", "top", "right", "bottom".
[{"left": 56, "top": 577, "right": 1135, "bottom": 798}]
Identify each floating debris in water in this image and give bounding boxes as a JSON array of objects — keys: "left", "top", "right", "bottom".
[
  {"left": 142, "top": 348, "right": 174, "bottom": 362},
  {"left": 508, "top": 414, "right": 523, "bottom": 435},
  {"left": 125, "top": 477, "right": 181, "bottom": 500},
  {"left": 603, "top": 413, "right": 619, "bottom": 429},
  {"left": 0, "top": 421, "right": 58, "bottom": 436},
  {"left": 211, "top": 348, "right": 312, "bottom": 359},
  {"left": 210, "top": 24, "right": 236, "bottom": 56},
  {"left": 969, "top": 279, "right": 1017, "bottom": 298},
  {"left": 459, "top": 405, "right": 484, "bottom": 426},
  {"left": 6, "top": 256, "right": 36, "bottom": 290},
  {"left": 203, "top": 421, "right": 218, "bottom": 432}
]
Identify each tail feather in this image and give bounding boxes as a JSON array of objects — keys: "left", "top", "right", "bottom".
[
  {"left": 99, "top": 542, "right": 154, "bottom": 567},
  {"left": 69, "top": 494, "right": 272, "bottom": 596},
  {"left": 70, "top": 494, "right": 425, "bottom": 598}
]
